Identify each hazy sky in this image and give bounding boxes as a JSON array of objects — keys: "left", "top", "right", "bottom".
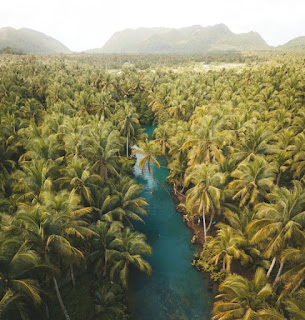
[{"left": 1, "top": 0, "right": 304, "bottom": 51}]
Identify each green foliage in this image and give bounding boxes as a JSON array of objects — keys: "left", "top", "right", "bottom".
[
  {"left": 0, "top": 55, "right": 153, "bottom": 319},
  {"left": 1, "top": 52, "right": 305, "bottom": 320},
  {"left": 0, "top": 46, "right": 24, "bottom": 55},
  {"left": 193, "top": 258, "right": 226, "bottom": 282},
  {"left": 145, "top": 54, "right": 305, "bottom": 319},
  {"left": 193, "top": 245, "right": 226, "bottom": 282}
]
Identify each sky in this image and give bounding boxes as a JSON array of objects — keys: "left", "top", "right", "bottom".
[{"left": 0, "top": 0, "right": 304, "bottom": 52}]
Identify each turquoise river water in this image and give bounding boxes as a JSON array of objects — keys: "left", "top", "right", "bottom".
[{"left": 130, "top": 126, "right": 212, "bottom": 320}]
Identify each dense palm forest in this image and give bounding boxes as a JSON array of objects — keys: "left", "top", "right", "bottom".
[
  {"left": 0, "top": 53, "right": 305, "bottom": 320},
  {"left": 0, "top": 55, "right": 153, "bottom": 320},
  {"left": 148, "top": 56, "right": 305, "bottom": 319}
]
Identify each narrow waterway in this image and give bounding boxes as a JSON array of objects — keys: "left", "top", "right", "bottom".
[{"left": 130, "top": 126, "right": 212, "bottom": 320}]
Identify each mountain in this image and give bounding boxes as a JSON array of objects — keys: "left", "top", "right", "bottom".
[
  {"left": 90, "top": 24, "right": 269, "bottom": 54},
  {"left": 0, "top": 27, "right": 71, "bottom": 54},
  {"left": 279, "top": 36, "right": 305, "bottom": 50}
]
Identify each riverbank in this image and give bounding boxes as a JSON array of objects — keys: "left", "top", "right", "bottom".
[
  {"left": 174, "top": 187, "right": 253, "bottom": 279},
  {"left": 130, "top": 126, "right": 212, "bottom": 320},
  {"left": 173, "top": 191, "right": 213, "bottom": 246}
]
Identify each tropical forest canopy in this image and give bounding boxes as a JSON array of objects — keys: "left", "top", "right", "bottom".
[{"left": 0, "top": 52, "right": 305, "bottom": 320}]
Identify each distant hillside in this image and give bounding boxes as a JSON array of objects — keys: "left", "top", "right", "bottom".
[
  {"left": 89, "top": 24, "right": 269, "bottom": 54},
  {"left": 0, "top": 46, "right": 24, "bottom": 55},
  {"left": 0, "top": 27, "right": 71, "bottom": 54},
  {"left": 279, "top": 36, "right": 305, "bottom": 50}
]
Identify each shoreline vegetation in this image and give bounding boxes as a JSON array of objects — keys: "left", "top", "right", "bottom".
[
  {"left": 143, "top": 51, "right": 305, "bottom": 319},
  {"left": 0, "top": 51, "right": 304, "bottom": 319}
]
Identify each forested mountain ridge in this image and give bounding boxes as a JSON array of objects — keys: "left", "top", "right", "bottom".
[
  {"left": 0, "top": 27, "right": 71, "bottom": 54},
  {"left": 90, "top": 24, "right": 269, "bottom": 53},
  {"left": 1, "top": 25, "right": 305, "bottom": 55},
  {"left": 279, "top": 36, "right": 305, "bottom": 50}
]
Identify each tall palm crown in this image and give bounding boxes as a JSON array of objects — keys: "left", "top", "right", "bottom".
[
  {"left": 118, "top": 103, "right": 140, "bottom": 157},
  {"left": 228, "top": 157, "right": 276, "bottom": 207},
  {"left": 109, "top": 228, "right": 152, "bottom": 288},
  {"left": 101, "top": 177, "right": 148, "bottom": 225},
  {"left": 213, "top": 268, "right": 273, "bottom": 320},
  {"left": 250, "top": 183, "right": 305, "bottom": 260},
  {"left": 184, "top": 164, "right": 225, "bottom": 242},
  {"left": 0, "top": 238, "right": 42, "bottom": 320},
  {"left": 206, "top": 227, "right": 251, "bottom": 273},
  {"left": 133, "top": 139, "right": 161, "bottom": 174}
]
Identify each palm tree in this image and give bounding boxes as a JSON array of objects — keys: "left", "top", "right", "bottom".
[
  {"left": 12, "top": 159, "right": 55, "bottom": 204},
  {"left": 184, "top": 164, "right": 224, "bottom": 242},
  {"left": 94, "top": 282, "right": 126, "bottom": 319},
  {"left": 282, "top": 289, "right": 305, "bottom": 319},
  {"left": 206, "top": 227, "right": 251, "bottom": 273},
  {"left": 133, "top": 139, "right": 161, "bottom": 174},
  {"left": 83, "top": 129, "right": 122, "bottom": 179},
  {"left": 167, "top": 129, "right": 189, "bottom": 191},
  {"left": 153, "top": 124, "right": 170, "bottom": 156},
  {"left": 87, "top": 221, "right": 123, "bottom": 277},
  {"left": 0, "top": 238, "right": 42, "bottom": 320},
  {"left": 228, "top": 157, "right": 276, "bottom": 208},
  {"left": 91, "top": 92, "right": 114, "bottom": 120},
  {"left": 277, "top": 245, "right": 305, "bottom": 294},
  {"left": 58, "top": 156, "right": 104, "bottom": 205},
  {"left": 16, "top": 190, "right": 93, "bottom": 320},
  {"left": 60, "top": 117, "right": 87, "bottom": 156},
  {"left": 249, "top": 182, "right": 305, "bottom": 279},
  {"left": 118, "top": 103, "right": 139, "bottom": 157},
  {"left": 290, "top": 132, "right": 305, "bottom": 182},
  {"left": 218, "top": 206, "right": 264, "bottom": 263},
  {"left": 212, "top": 268, "right": 273, "bottom": 320},
  {"left": 100, "top": 177, "right": 148, "bottom": 226},
  {"left": 182, "top": 116, "right": 224, "bottom": 167},
  {"left": 258, "top": 308, "right": 287, "bottom": 320},
  {"left": 46, "top": 82, "right": 65, "bottom": 106},
  {"left": 108, "top": 228, "right": 151, "bottom": 288},
  {"left": 167, "top": 96, "right": 188, "bottom": 121},
  {"left": 0, "top": 119, "right": 19, "bottom": 173},
  {"left": 167, "top": 156, "right": 188, "bottom": 194},
  {"left": 271, "top": 128, "right": 295, "bottom": 186},
  {"left": 232, "top": 125, "right": 274, "bottom": 162}
]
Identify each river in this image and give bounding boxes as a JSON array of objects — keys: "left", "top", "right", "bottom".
[{"left": 130, "top": 126, "right": 212, "bottom": 320}]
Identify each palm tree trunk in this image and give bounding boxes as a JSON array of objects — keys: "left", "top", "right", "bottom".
[
  {"left": 202, "top": 206, "right": 207, "bottom": 243},
  {"left": 126, "top": 135, "right": 129, "bottom": 158},
  {"left": 180, "top": 173, "right": 185, "bottom": 193},
  {"left": 267, "top": 257, "right": 276, "bottom": 278},
  {"left": 53, "top": 277, "right": 71, "bottom": 320},
  {"left": 165, "top": 153, "right": 170, "bottom": 162},
  {"left": 291, "top": 275, "right": 305, "bottom": 294},
  {"left": 206, "top": 209, "right": 215, "bottom": 233},
  {"left": 151, "top": 169, "right": 171, "bottom": 196},
  {"left": 276, "top": 171, "right": 282, "bottom": 186},
  {"left": 45, "top": 302, "right": 50, "bottom": 319},
  {"left": 173, "top": 182, "right": 177, "bottom": 195},
  {"left": 274, "top": 262, "right": 284, "bottom": 283},
  {"left": 103, "top": 260, "right": 108, "bottom": 277},
  {"left": 70, "top": 264, "right": 76, "bottom": 287}
]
